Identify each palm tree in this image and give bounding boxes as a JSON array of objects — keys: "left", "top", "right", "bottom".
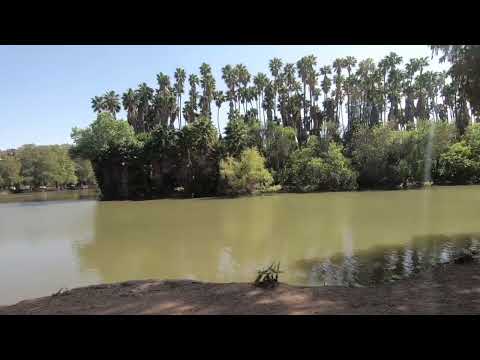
[
  {"left": 253, "top": 72, "right": 269, "bottom": 125},
  {"left": 306, "top": 62, "right": 318, "bottom": 131},
  {"left": 232, "top": 65, "right": 242, "bottom": 112},
  {"left": 405, "top": 58, "right": 421, "bottom": 86},
  {"left": 320, "top": 66, "right": 332, "bottom": 103},
  {"left": 235, "top": 64, "right": 250, "bottom": 114},
  {"left": 296, "top": 55, "right": 316, "bottom": 126},
  {"left": 344, "top": 56, "right": 357, "bottom": 124},
  {"left": 122, "top": 88, "right": 138, "bottom": 130},
  {"left": 333, "top": 58, "right": 345, "bottom": 126},
  {"left": 103, "top": 91, "right": 121, "bottom": 119},
  {"left": 222, "top": 65, "right": 235, "bottom": 114},
  {"left": 214, "top": 91, "right": 224, "bottom": 136},
  {"left": 262, "top": 81, "right": 275, "bottom": 124},
  {"left": 199, "top": 63, "right": 215, "bottom": 117},
  {"left": 174, "top": 68, "right": 186, "bottom": 129},
  {"left": 333, "top": 74, "right": 345, "bottom": 129},
  {"left": 135, "top": 83, "right": 153, "bottom": 132},
  {"left": 186, "top": 74, "right": 199, "bottom": 123},
  {"left": 156, "top": 73, "right": 171, "bottom": 92},
  {"left": 378, "top": 57, "right": 389, "bottom": 124},
  {"left": 269, "top": 58, "right": 283, "bottom": 120},
  {"left": 382, "top": 52, "right": 403, "bottom": 125},
  {"left": 297, "top": 57, "right": 308, "bottom": 121},
  {"left": 239, "top": 86, "right": 249, "bottom": 115},
  {"left": 355, "top": 59, "right": 376, "bottom": 125},
  {"left": 417, "top": 57, "right": 429, "bottom": 76},
  {"left": 91, "top": 96, "right": 105, "bottom": 114},
  {"left": 283, "top": 63, "right": 297, "bottom": 94}
]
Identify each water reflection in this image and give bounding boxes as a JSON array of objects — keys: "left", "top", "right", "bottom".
[
  {"left": 1, "top": 186, "right": 480, "bottom": 305},
  {"left": 74, "top": 187, "right": 480, "bottom": 289},
  {"left": 292, "top": 233, "right": 480, "bottom": 286},
  {"left": 0, "top": 189, "right": 98, "bottom": 204}
]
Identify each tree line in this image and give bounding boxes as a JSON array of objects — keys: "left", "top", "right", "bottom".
[
  {"left": 72, "top": 46, "right": 480, "bottom": 200},
  {"left": 0, "top": 145, "right": 95, "bottom": 191},
  {"left": 90, "top": 47, "right": 479, "bottom": 139}
]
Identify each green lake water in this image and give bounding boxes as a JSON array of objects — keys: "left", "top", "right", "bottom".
[{"left": 0, "top": 186, "right": 479, "bottom": 306}]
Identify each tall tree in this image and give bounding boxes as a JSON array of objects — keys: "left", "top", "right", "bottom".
[
  {"left": 174, "top": 68, "right": 186, "bottom": 129},
  {"left": 91, "top": 96, "right": 105, "bottom": 114},
  {"left": 199, "top": 63, "right": 216, "bottom": 117},
  {"left": 344, "top": 56, "right": 357, "bottom": 127},
  {"left": 235, "top": 64, "right": 251, "bottom": 114},
  {"left": 269, "top": 58, "right": 283, "bottom": 120},
  {"left": 135, "top": 83, "right": 154, "bottom": 132},
  {"left": 103, "top": 91, "right": 121, "bottom": 119},
  {"left": 253, "top": 72, "right": 269, "bottom": 126},
  {"left": 214, "top": 90, "right": 225, "bottom": 137},
  {"left": 122, "top": 88, "right": 138, "bottom": 131},
  {"left": 222, "top": 65, "right": 236, "bottom": 115},
  {"left": 185, "top": 74, "right": 200, "bottom": 123}
]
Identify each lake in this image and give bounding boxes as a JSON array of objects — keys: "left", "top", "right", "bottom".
[{"left": 1, "top": 186, "right": 479, "bottom": 306}]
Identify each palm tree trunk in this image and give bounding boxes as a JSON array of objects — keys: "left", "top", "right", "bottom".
[
  {"left": 217, "top": 107, "right": 221, "bottom": 136},
  {"left": 273, "top": 87, "right": 277, "bottom": 120},
  {"left": 383, "top": 74, "right": 387, "bottom": 126},
  {"left": 303, "top": 82, "right": 307, "bottom": 127},
  {"left": 340, "top": 102, "right": 344, "bottom": 130},
  {"left": 179, "top": 94, "right": 182, "bottom": 129},
  {"left": 347, "top": 93, "right": 350, "bottom": 130},
  {"left": 262, "top": 93, "right": 266, "bottom": 126}
]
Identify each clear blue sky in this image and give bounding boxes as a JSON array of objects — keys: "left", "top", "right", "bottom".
[{"left": 0, "top": 45, "right": 448, "bottom": 149}]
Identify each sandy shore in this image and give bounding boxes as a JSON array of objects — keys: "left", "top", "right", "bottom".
[{"left": 1, "top": 261, "right": 480, "bottom": 315}]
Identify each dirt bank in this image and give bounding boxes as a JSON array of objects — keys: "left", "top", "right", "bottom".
[{"left": 1, "top": 262, "right": 480, "bottom": 315}]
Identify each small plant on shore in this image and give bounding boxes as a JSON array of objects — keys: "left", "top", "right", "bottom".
[{"left": 254, "top": 262, "right": 282, "bottom": 289}]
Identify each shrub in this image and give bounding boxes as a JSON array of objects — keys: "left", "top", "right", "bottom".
[
  {"left": 223, "top": 116, "right": 264, "bottom": 158},
  {"left": 351, "top": 124, "right": 457, "bottom": 188},
  {"left": 351, "top": 126, "right": 402, "bottom": 188},
  {"left": 219, "top": 148, "right": 274, "bottom": 195},
  {"left": 284, "top": 139, "right": 357, "bottom": 192},
  {"left": 436, "top": 141, "right": 477, "bottom": 184},
  {"left": 465, "top": 124, "right": 480, "bottom": 160},
  {"left": 265, "top": 124, "right": 298, "bottom": 179},
  {"left": 254, "top": 262, "right": 282, "bottom": 289}
]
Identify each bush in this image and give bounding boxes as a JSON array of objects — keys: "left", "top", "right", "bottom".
[
  {"left": 223, "top": 116, "right": 263, "bottom": 157},
  {"left": 436, "top": 141, "right": 477, "bottom": 184},
  {"left": 351, "top": 124, "right": 457, "bottom": 188},
  {"left": 351, "top": 126, "right": 402, "bottom": 188},
  {"left": 265, "top": 124, "right": 298, "bottom": 178},
  {"left": 219, "top": 148, "right": 274, "bottom": 195},
  {"left": 284, "top": 138, "right": 357, "bottom": 192},
  {"left": 465, "top": 124, "right": 480, "bottom": 160}
]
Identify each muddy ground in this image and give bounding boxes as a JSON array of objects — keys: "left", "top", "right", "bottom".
[{"left": 1, "top": 261, "right": 480, "bottom": 315}]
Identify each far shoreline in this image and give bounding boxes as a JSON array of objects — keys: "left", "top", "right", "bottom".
[{"left": 2, "top": 183, "right": 477, "bottom": 203}]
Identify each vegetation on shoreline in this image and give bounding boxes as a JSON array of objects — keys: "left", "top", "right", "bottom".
[
  {"left": 75, "top": 46, "right": 480, "bottom": 199},
  {"left": 9, "top": 46, "right": 480, "bottom": 199},
  {"left": 0, "top": 145, "right": 95, "bottom": 191}
]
